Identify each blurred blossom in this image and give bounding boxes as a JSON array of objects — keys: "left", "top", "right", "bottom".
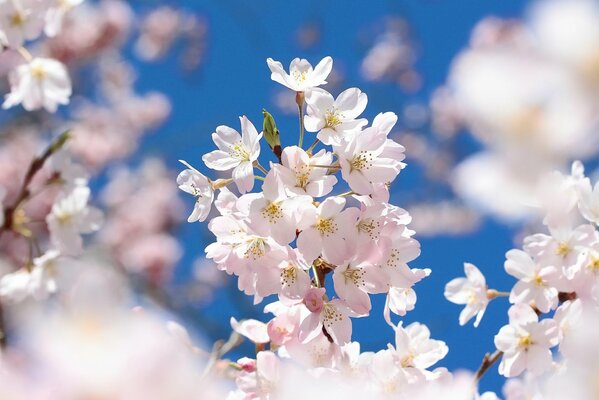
[
  {"left": 435, "top": 4, "right": 599, "bottom": 220},
  {"left": 99, "top": 159, "right": 184, "bottom": 283},
  {"left": 360, "top": 17, "right": 421, "bottom": 92}
]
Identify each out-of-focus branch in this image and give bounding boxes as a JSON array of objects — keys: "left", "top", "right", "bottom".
[{"left": 474, "top": 350, "right": 502, "bottom": 382}]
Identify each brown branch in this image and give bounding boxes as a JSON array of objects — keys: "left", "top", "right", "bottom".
[
  {"left": 2, "top": 131, "right": 70, "bottom": 232},
  {"left": 475, "top": 350, "right": 503, "bottom": 382}
]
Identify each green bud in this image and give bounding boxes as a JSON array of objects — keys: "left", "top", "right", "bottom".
[{"left": 262, "top": 109, "right": 282, "bottom": 162}]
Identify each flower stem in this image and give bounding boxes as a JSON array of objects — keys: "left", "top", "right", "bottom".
[
  {"left": 17, "top": 47, "right": 33, "bottom": 62},
  {"left": 296, "top": 91, "right": 305, "bottom": 148},
  {"left": 474, "top": 350, "right": 503, "bottom": 383},
  {"left": 306, "top": 138, "right": 320, "bottom": 155},
  {"left": 254, "top": 162, "right": 269, "bottom": 176},
  {"left": 487, "top": 289, "right": 510, "bottom": 299}
]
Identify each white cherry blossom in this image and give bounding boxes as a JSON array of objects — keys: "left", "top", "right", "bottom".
[
  {"left": 266, "top": 56, "right": 332, "bottom": 92},
  {"left": 304, "top": 87, "right": 368, "bottom": 146},
  {"left": 202, "top": 116, "right": 262, "bottom": 194},
  {"left": 3, "top": 57, "right": 72, "bottom": 112},
  {"left": 494, "top": 304, "right": 559, "bottom": 377},
  {"left": 445, "top": 262, "right": 489, "bottom": 327},
  {"left": 46, "top": 186, "right": 103, "bottom": 256},
  {"left": 176, "top": 160, "right": 214, "bottom": 222}
]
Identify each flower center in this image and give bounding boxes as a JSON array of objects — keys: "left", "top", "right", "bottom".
[
  {"left": 261, "top": 202, "right": 283, "bottom": 223},
  {"left": 280, "top": 264, "right": 297, "bottom": 286},
  {"left": 9, "top": 12, "right": 24, "bottom": 27},
  {"left": 243, "top": 237, "right": 266, "bottom": 260},
  {"left": 229, "top": 142, "right": 250, "bottom": 161},
  {"left": 357, "top": 218, "right": 379, "bottom": 239},
  {"left": 342, "top": 266, "right": 366, "bottom": 286},
  {"left": 588, "top": 257, "right": 599, "bottom": 273},
  {"left": 292, "top": 70, "right": 308, "bottom": 84},
  {"left": 324, "top": 108, "right": 342, "bottom": 129},
  {"left": 350, "top": 151, "right": 374, "bottom": 172},
  {"left": 322, "top": 304, "right": 343, "bottom": 329},
  {"left": 555, "top": 242, "right": 571, "bottom": 257},
  {"left": 518, "top": 334, "right": 533, "bottom": 349},
  {"left": 315, "top": 218, "right": 337, "bottom": 236},
  {"left": 30, "top": 64, "right": 46, "bottom": 80}
]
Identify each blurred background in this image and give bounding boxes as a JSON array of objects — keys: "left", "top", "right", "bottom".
[{"left": 3, "top": 0, "right": 599, "bottom": 395}]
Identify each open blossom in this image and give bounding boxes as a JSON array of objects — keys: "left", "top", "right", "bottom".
[
  {"left": 177, "top": 160, "right": 214, "bottom": 222},
  {"left": 296, "top": 197, "right": 359, "bottom": 265},
  {"left": 3, "top": 58, "right": 72, "bottom": 112},
  {"left": 332, "top": 247, "right": 389, "bottom": 314},
  {"left": 0, "top": 0, "right": 45, "bottom": 48},
  {"left": 246, "top": 167, "right": 312, "bottom": 245},
  {"left": 504, "top": 249, "right": 559, "bottom": 313},
  {"left": 337, "top": 112, "right": 405, "bottom": 195},
  {"left": 275, "top": 146, "right": 337, "bottom": 197},
  {"left": 299, "top": 290, "right": 354, "bottom": 344},
  {"left": 0, "top": 250, "right": 60, "bottom": 301},
  {"left": 230, "top": 317, "right": 269, "bottom": 344},
  {"left": 266, "top": 56, "right": 332, "bottom": 92},
  {"left": 304, "top": 87, "right": 368, "bottom": 146},
  {"left": 46, "top": 186, "right": 103, "bottom": 256},
  {"left": 494, "top": 304, "right": 559, "bottom": 377},
  {"left": 202, "top": 116, "right": 262, "bottom": 194},
  {"left": 391, "top": 322, "right": 448, "bottom": 372},
  {"left": 445, "top": 263, "right": 489, "bottom": 327}
]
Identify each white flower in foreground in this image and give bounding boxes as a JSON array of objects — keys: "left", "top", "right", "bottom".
[
  {"left": 177, "top": 160, "right": 214, "bottom": 222},
  {"left": 0, "top": 0, "right": 45, "bottom": 48},
  {"left": 3, "top": 58, "right": 72, "bottom": 112},
  {"left": 0, "top": 250, "right": 60, "bottom": 301},
  {"left": 202, "top": 116, "right": 262, "bottom": 194},
  {"left": 304, "top": 87, "right": 368, "bottom": 146},
  {"left": 266, "top": 56, "right": 332, "bottom": 92},
  {"left": 445, "top": 262, "right": 489, "bottom": 327},
  {"left": 392, "top": 322, "right": 448, "bottom": 371},
  {"left": 504, "top": 249, "right": 559, "bottom": 313},
  {"left": 44, "top": 0, "right": 84, "bottom": 37},
  {"left": 46, "top": 186, "right": 103, "bottom": 256},
  {"left": 494, "top": 304, "right": 559, "bottom": 377}
]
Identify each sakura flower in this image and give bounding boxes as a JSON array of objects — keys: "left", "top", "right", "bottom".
[
  {"left": 177, "top": 160, "right": 214, "bottom": 222},
  {"left": 0, "top": 250, "right": 60, "bottom": 302},
  {"left": 246, "top": 167, "right": 312, "bottom": 245},
  {"left": 368, "top": 349, "right": 409, "bottom": 396},
  {"left": 0, "top": 0, "right": 45, "bottom": 48},
  {"left": 46, "top": 186, "right": 103, "bottom": 256},
  {"left": 266, "top": 56, "right": 332, "bottom": 92},
  {"left": 504, "top": 249, "right": 559, "bottom": 313},
  {"left": 202, "top": 116, "right": 262, "bottom": 194},
  {"left": 230, "top": 317, "right": 270, "bottom": 344},
  {"left": 332, "top": 247, "right": 389, "bottom": 314},
  {"left": 391, "top": 322, "right": 448, "bottom": 373},
  {"left": 304, "top": 87, "right": 368, "bottom": 146},
  {"left": 552, "top": 299, "right": 582, "bottom": 358},
  {"left": 445, "top": 262, "right": 489, "bottom": 327},
  {"left": 44, "top": 0, "right": 84, "bottom": 37},
  {"left": 299, "top": 289, "right": 354, "bottom": 344},
  {"left": 276, "top": 146, "right": 337, "bottom": 197},
  {"left": 494, "top": 304, "right": 559, "bottom": 377},
  {"left": 337, "top": 112, "right": 406, "bottom": 195},
  {"left": 296, "top": 197, "right": 359, "bottom": 265},
  {"left": 3, "top": 58, "right": 72, "bottom": 112},
  {"left": 278, "top": 248, "right": 311, "bottom": 302},
  {"left": 233, "top": 351, "right": 280, "bottom": 399}
]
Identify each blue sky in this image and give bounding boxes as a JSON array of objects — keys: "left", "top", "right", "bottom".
[{"left": 131, "top": 0, "right": 529, "bottom": 394}]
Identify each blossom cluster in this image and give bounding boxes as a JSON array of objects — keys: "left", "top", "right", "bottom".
[
  {"left": 446, "top": 159, "right": 599, "bottom": 397},
  {"left": 175, "top": 55, "right": 469, "bottom": 399},
  {"left": 435, "top": 0, "right": 599, "bottom": 220}
]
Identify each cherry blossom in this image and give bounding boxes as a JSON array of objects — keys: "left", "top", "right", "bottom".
[
  {"left": 0, "top": 249, "right": 60, "bottom": 301},
  {"left": 176, "top": 160, "right": 214, "bottom": 222},
  {"left": 296, "top": 197, "right": 359, "bottom": 265},
  {"left": 46, "top": 185, "right": 103, "bottom": 256},
  {"left": 494, "top": 304, "right": 559, "bottom": 377},
  {"left": 337, "top": 112, "right": 405, "bottom": 195},
  {"left": 3, "top": 57, "right": 72, "bottom": 112},
  {"left": 276, "top": 146, "right": 337, "bottom": 197},
  {"left": 0, "top": 0, "right": 45, "bottom": 48},
  {"left": 266, "top": 56, "right": 332, "bottom": 93},
  {"left": 202, "top": 116, "right": 262, "bottom": 194},
  {"left": 445, "top": 262, "right": 489, "bottom": 327},
  {"left": 504, "top": 249, "right": 559, "bottom": 313},
  {"left": 304, "top": 87, "right": 368, "bottom": 146}
]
